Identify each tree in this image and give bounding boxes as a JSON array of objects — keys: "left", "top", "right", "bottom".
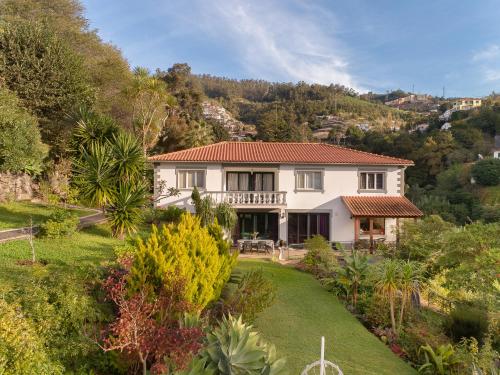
[
  {"left": 72, "top": 108, "right": 120, "bottom": 153},
  {"left": 336, "top": 251, "right": 369, "bottom": 307},
  {"left": 102, "top": 270, "right": 204, "bottom": 375},
  {"left": 0, "top": 87, "right": 47, "bottom": 174},
  {"left": 128, "top": 214, "right": 236, "bottom": 310},
  {"left": 374, "top": 259, "right": 400, "bottom": 334},
  {"left": 471, "top": 158, "right": 500, "bottom": 186},
  {"left": 73, "top": 142, "right": 115, "bottom": 209},
  {"left": 107, "top": 182, "right": 147, "bottom": 239},
  {"left": 127, "top": 67, "right": 176, "bottom": 155},
  {"left": 0, "top": 20, "right": 94, "bottom": 154},
  {"left": 257, "top": 104, "right": 302, "bottom": 142},
  {"left": 398, "top": 261, "right": 423, "bottom": 330},
  {"left": 0, "top": 0, "right": 135, "bottom": 125}
]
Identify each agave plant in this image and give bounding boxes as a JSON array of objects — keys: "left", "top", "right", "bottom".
[
  {"left": 106, "top": 181, "right": 147, "bottom": 239},
  {"left": 192, "top": 315, "right": 287, "bottom": 375}
]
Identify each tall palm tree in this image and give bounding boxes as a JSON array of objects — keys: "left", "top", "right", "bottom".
[
  {"left": 375, "top": 259, "right": 401, "bottom": 334},
  {"left": 128, "top": 67, "right": 177, "bottom": 156},
  {"left": 398, "top": 261, "right": 423, "bottom": 331}
]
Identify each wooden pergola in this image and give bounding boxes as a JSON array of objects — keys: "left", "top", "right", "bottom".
[{"left": 342, "top": 196, "right": 423, "bottom": 252}]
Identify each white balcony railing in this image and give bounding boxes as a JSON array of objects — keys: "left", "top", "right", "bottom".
[{"left": 204, "top": 191, "right": 287, "bottom": 207}]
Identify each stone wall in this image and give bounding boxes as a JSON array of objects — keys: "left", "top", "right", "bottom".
[{"left": 0, "top": 172, "right": 36, "bottom": 201}]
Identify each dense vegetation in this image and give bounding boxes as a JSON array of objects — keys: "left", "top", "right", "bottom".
[
  {"left": 299, "top": 226, "right": 499, "bottom": 374},
  {"left": 0, "top": 0, "right": 498, "bottom": 373}
]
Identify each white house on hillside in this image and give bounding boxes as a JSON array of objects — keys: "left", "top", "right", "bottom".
[{"left": 149, "top": 142, "right": 422, "bottom": 248}]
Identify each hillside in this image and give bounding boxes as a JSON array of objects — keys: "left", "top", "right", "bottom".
[{"left": 194, "top": 75, "right": 419, "bottom": 142}]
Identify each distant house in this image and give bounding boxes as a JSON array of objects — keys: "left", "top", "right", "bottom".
[
  {"left": 384, "top": 94, "right": 430, "bottom": 107},
  {"left": 439, "top": 109, "right": 454, "bottom": 121},
  {"left": 493, "top": 135, "right": 500, "bottom": 159},
  {"left": 409, "top": 123, "right": 430, "bottom": 133},
  {"left": 356, "top": 123, "right": 370, "bottom": 132},
  {"left": 441, "top": 122, "right": 452, "bottom": 131},
  {"left": 451, "top": 98, "right": 482, "bottom": 111}
]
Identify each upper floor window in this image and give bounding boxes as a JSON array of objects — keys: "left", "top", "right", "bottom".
[
  {"left": 226, "top": 172, "right": 274, "bottom": 191},
  {"left": 359, "top": 172, "right": 384, "bottom": 190},
  {"left": 177, "top": 170, "right": 205, "bottom": 189},
  {"left": 296, "top": 170, "right": 322, "bottom": 191}
]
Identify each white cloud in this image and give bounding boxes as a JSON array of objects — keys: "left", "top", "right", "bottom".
[
  {"left": 195, "top": 0, "right": 362, "bottom": 91},
  {"left": 471, "top": 44, "right": 500, "bottom": 83},
  {"left": 485, "top": 69, "right": 500, "bottom": 82},
  {"left": 472, "top": 44, "right": 500, "bottom": 61}
]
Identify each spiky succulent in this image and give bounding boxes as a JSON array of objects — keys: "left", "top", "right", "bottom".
[{"left": 203, "top": 315, "right": 287, "bottom": 375}]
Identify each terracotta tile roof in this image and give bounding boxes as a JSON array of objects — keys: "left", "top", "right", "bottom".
[
  {"left": 148, "top": 142, "right": 414, "bottom": 166},
  {"left": 342, "top": 196, "right": 423, "bottom": 217}
]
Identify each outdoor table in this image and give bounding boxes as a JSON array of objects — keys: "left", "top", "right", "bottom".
[{"left": 237, "top": 239, "right": 275, "bottom": 252}]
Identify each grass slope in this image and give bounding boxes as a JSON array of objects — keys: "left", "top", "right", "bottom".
[
  {"left": 0, "top": 201, "right": 92, "bottom": 230},
  {"left": 0, "top": 224, "right": 120, "bottom": 291},
  {"left": 237, "top": 259, "right": 416, "bottom": 375}
]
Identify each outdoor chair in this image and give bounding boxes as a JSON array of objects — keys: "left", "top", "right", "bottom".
[
  {"left": 242, "top": 241, "right": 253, "bottom": 253},
  {"left": 257, "top": 240, "right": 267, "bottom": 253}
]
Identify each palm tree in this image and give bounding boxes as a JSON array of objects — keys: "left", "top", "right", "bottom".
[
  {"left": 109, "top": 132, "right": 145, "bottom": 183},
  {"left": 72, "top": 108, "right": 119, "bottom": 153},
  {"left": 337, "top": 251, "right": 369, "bottom": 307},
  {"left": 106, "top": 182, "right": 147, "bottom": 239},
  {"left": 128, "top": 67, "right": 177, "bottom": 156},
  {"left": 374, "top": 259, "right": 401, "bottom": 334},
  {"left": 398, "top": 261, "right": 423, "bottom": 331},
  {"left": 73, "top": 142, "right": 115, "bottom": 210}
]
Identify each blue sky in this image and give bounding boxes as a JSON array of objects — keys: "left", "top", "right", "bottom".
[{"left": 82, "top": 0, "right": 500, "bottom": 97}]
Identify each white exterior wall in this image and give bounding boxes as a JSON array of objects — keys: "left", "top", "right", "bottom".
[{"left": 154, "top": 162, "right": 404, "bottom": 245}]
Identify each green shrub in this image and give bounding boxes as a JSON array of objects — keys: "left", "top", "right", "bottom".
[
  {"left": 38, "top": 209, "right": 79, "bottom": 238},
  {"left": 299, "top": 235, "right": 335, "bottom": 277},
  {"left": 156, "top": 205, "right": 186, "bottom": 224},
  {"left": 418, "top": 344, "right": 462, "bottom": 374},
  {"left": 2, "top": 271, "right": 111, "bottom": 374},
  {"left": 223, "top": 269, "right": 276, "bottom": 323},
  {"left": 186, "top": 315, "right": 287, "bottom": 375},
  {"left": 0, "top": 299, "right": 62, "bottom": 375},
  {"left": 0, "top": 86, "right": 47, "bottom": 175},
  {"left": 471, "top": 158, "right": 500, "bottom": 186},
  {"left": 128, "top": 213, "right": 237, "bottom": 311},
  {"left": 445, "top": 303, "right": 489, "bottom": 344}
]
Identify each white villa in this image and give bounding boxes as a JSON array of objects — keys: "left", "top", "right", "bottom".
[{"left": 149, "top": 142, "right": 422, "bottom": 248}]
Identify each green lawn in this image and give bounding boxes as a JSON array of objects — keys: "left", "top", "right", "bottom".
[
  {"left": 0, "top": 224, "right": 121, "bottom": 291},
  {"left": 0, "top": 201, "right": 93, "bottom": 230},
  {"left": 236, "top": 260, "right": 416, "bottom": 375}
]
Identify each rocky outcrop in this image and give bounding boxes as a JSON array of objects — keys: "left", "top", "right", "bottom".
[{"left": 0, "top": 173, "right": 36, "bottom": 201}]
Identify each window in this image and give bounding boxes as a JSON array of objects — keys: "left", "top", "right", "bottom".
[
  {"left": 177, "top": 170, "right": 205, "bottom": 189},
  {"left": 287, "top": 213, "right": 330, "bottom": 244},
  {"left": 296, "top": 170, "right": 322, "bottom": 190},
  {"left": 359, "top": 217, "right": 385, "bottom": 235},
  {"left": 359, "top": 172, "right": 384, "bottom": 190},
  {"left": 226, "top": 172, "right": 274, "bottom": 191}
]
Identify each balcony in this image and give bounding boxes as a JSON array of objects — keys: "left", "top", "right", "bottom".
[{"left": 204, "top": 191, "right": 287, "bottom": 208}]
